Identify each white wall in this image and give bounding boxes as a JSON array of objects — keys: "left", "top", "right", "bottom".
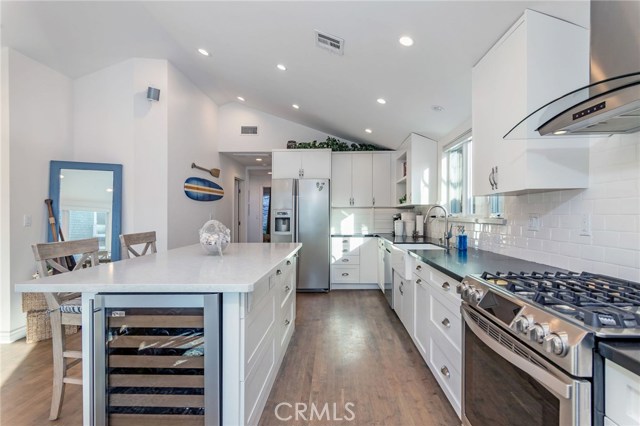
[
  {"left": 0, "top": 49, "right": 73, "bottom": 342},
  {"left": 218, "top": 102, "right": 357, "bottom": 152},
  {"left": 73, "top": 58, "right": 170, "bottom": 251},
  {"left": 428, "top": 130, "right": 640, "bottom": 282}
]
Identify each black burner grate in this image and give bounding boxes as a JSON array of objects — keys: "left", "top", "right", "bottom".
[{"left": 480, "top": 271, "right": 640, "bottom": 328}]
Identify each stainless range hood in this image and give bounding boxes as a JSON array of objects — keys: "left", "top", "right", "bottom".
[{"left": 505, "top": 1, "right": 640, "bottom": 138}]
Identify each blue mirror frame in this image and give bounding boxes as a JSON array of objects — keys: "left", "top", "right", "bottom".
[{"left": 49, "top": 160, "right": 123, "bottom": 261}]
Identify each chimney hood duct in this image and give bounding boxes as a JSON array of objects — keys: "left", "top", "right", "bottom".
[{"left": 505, "top": 1, "right": 640, "bottom": 138}]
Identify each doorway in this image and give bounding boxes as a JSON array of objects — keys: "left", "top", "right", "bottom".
[
  {"left": 233, "top": 177, "right": 245, "bottom": 243},
  {"left": 262, "top": 187, "right": 271, "bottom": 242}
]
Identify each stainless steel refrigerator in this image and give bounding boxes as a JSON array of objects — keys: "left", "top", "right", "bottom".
[{"left": 271, "top": 178, "right": 330, "bottom": 292}]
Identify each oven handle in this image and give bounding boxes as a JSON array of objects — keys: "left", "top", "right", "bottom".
[{"left": 462, "top": 308, "right": 572, "bottom": 400}]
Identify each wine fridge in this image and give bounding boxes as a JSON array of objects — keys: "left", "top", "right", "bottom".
[{"left": 91, "top": 294, "right": 220, "bottom": 426}]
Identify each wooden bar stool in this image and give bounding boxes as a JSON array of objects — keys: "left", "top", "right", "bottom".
[
  {"left": 119, "top": 231, "right": 157, "bottom": 259},
  {"left": 31, "top": 237, "right": 100, "bottom": 420}
]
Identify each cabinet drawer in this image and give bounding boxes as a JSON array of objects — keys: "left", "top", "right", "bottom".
[
  {"left": 429, "top": 292, "right": 462, "bottom": 352},
  {"left": 244, "top": 293, "right": 276, "bottom": 377},
  {"left": 331, "top": 265, "right": 360, "bottom": 283},
  {"left": 332, "top": 255, "right": 360, "bottom": 265},
  {"left": 605, "top": 360, "right": 640, "bottom": 426},
  {"left": 429, "top": 267, "right": 460, "bottom": 307},
  {"left": 279, "top": 295, "right": 295, "bottom": 349},
  {"left": 429, "top": 337, "right": 461, "bottom": 415}
]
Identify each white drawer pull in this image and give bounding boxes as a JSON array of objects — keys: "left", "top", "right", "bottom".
[
  {"left": 342, "top": 273, "right": 349, "bottom": 277},
  {"left": 440, "top": 366, "right": 450, "bottom": 378},
  {"left": 342, "top": 258, "right": 349, "bottom": 262},
  {"left": 441, "top": 318, "right": 451, "bottom": 328},
  {"left": 442, "top": 281, "right": 450, "bottom": 291},
  {"left": 284, "top": 319, "right": 290, "bottom": 326}
]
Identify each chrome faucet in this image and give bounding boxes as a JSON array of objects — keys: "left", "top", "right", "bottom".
[{"left": 424, "top": 204, "right": 451, "bottom": 249}]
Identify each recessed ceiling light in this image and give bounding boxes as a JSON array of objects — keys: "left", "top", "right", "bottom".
[
  {"left": 553, "top": 130, "right": 568, "bottom": 135},
  {"left": 399, "top": 36, "right": 414, "bottom": 47},
  {"left": 277, "top": 64, "right": 287, "bottom": 71},
  {"left": 432, "top": 105, "right": 444, "bottom": 112},
  {"left": 197, "top": 48, "right": 210, "bottom": 57},
  {"left": 292, "top": 104, "right": 300, "bottom": 109},
  {"left": 377, "top": 98, "right": 386, "bottom": 105},
  {"left": 256, "top": 158, "right": 263, "bottom": 162},
  {"left": 365, "top": 128, "right": 373, "bottom": 134},
  {"left": 106, "top": 188, "right": 113, "bottom": 193},
  {"left": 237, "top": 96, "right": 245, "bottom": 102}
]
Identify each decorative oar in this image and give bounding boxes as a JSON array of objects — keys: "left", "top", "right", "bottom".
[{"left": 191, "top": 163, "right": 220, "bottom": 178}]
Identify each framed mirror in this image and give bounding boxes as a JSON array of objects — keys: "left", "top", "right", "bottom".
[{"left": 49, "top": 161, "right": 123, "bottom": 261}]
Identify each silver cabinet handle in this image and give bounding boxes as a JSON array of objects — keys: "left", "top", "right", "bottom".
[
  {"left": 442, "top": 281, "right": 450, "bottom": 291},
  {"left": 284, "top": 319, "right": 290, "bottom": 326},
  {"left": 416, "top": 279, "right": 422, "bottom": 284},
  {"left": 342, "top": 239, "right": 348, "bottom": 243},
  {"left": 399, "top": 287, "right": 404, "bottom": 295},
  {"left": 285, "top": 285, "right": 291, "bottom": 293},
  {"left": 342, "top": 258, "right": 349, "bottom": 262},
  {"left": 441, "top": 366, "right": 450, "bottom": 378},
  {"left": 277, "top": 269, "right": 282, "bottom": 275},
  {"left": 441, "top": 318, "right": 451, "bottom": 328},
  {"left": 342, "top": 273, "right": 349, "bottom": 276},
  {"left": 342, "top": 249, "right": 348, "bottom": 253},
  {"left": 286, "top": 260, "right": 291, "bottom": 266},
  {"left": 416, "top": 265, "right": 422, "bottom": 271},
  {"left": 372, "top": 197, "right": 375, "bottom": 206}
]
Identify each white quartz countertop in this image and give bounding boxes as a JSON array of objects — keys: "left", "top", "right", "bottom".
[{"left": 16, "top": 243, "right": 301, "bottom": 294}]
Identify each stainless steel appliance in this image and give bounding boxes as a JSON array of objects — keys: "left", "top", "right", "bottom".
[
  {"left": 459, "top": 271, "right": 640, "bottom": 426},
  {"left": 507, "top": 1, "right": 640, "bottom": 137},
  {"left": 90, "top": 294, "right": 220, "bottom": 426},
  {"left": 271, "top": 178, "right": 330, "bottom": 292}
]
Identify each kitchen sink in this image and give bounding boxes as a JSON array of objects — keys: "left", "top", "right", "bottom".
[{"left": 394, "top": 243, "right": 446, "bottom": 251}]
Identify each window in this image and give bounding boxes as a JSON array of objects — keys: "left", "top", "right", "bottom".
[
  {"left": 441, "top": 131, "right": 504, "bottom": 218},
  {"left": 442, "top": 132, "right": 474, "bottom": 215}
]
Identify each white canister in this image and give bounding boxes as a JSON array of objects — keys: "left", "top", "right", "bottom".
[
  {"left": 404, "top": 220, "right": 416, "bottom": 235},
  {"left": 394, "top": 220, "right": 405, "bottom": 236},
  {"left": 415, "top": 215, "right": 424, "bottom": 235}
]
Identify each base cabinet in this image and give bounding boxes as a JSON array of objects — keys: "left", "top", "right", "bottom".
[
  {"left": 331, "top": 237, "right": 378, "bottom": 288},
  {"left": 605, "top": 360, "right": 640, "bottom": 426}
]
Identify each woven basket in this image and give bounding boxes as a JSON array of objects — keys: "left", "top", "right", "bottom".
[
  {"left": 26, "top": 310, "right": 79, "bottom": 344},
  {"left": 22, "top": 292, "right": 48, "bottom": 312}
]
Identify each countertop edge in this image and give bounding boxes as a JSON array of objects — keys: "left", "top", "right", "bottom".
[{"left": 598, "top": 341, "right": 640, "bottom": 376}]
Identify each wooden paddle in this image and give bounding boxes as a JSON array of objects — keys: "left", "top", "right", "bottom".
[
  {"left": 44, "top": 199, "right": 76, "bottom": 271},
  {"left": 191, "top": 163, "right": 220, "bottom": 178}
]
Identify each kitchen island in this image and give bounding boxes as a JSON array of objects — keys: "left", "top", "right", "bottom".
[{"left": 16, "top": 242, "right": 301, "bottom": 426}]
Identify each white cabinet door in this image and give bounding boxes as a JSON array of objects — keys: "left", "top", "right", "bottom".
[
  {"left": 301, "top": 150, "right": 331, "bottom": 178},
  {"left": 414, "top": 275, "right": 430, "bottom": 361},
  {"left": 331, "top": 153, "right": 352, "bottom": 207},
  {"left": 372, "top": 152, "right": 392, "bottom": 207},
  {"left": 351, "top": 153, "right": 373, "bottom": 207},
  {"left": 401, "top": 278, "right": 414, "bottom": 338},
  {"left": 272, "top": 151, "right": 302, "bottom": 179},
  {"left": 377, "top": 240, "right": 385, "bottom": 292},
  {"left": 471, "top": 10, "right": 589, "bottom": 196},
  {"left": 358, "top": 238, "right": 378, "bottom": 283},
  {"left": 605, "top": 360, "right": 640, "bottom": 426}
]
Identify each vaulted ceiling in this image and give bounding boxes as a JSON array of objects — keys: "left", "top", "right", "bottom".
[{"left": 1, "top": 1, "right": 589, "bottom": 149}]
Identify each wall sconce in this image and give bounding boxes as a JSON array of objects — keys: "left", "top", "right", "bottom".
[{"left": 146, "top": 86, "right": 160, "bottom": 102}]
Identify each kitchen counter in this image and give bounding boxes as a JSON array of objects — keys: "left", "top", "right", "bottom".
[
  {"left": 376, "top": 234, "right": 565, "bottom": 281},
  {"left": 598, "top": 341, "right": 640, "bottom": 376},
  {"left": 15, "top": 243, "right": 301, "bottom": 293}
]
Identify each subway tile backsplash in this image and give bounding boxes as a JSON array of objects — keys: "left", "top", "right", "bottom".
[{"left": 425, "top": 133, "right": 640, "bottom": 282}]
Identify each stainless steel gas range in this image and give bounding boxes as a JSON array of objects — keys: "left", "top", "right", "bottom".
[{"left": 459, "top": 271, "right": 640, "bottom": 426}]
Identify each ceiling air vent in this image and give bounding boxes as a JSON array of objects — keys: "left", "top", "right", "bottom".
[
  {"left": 240, "top": 126, "right": 258, "bottom": 135},
  {"left": 315, "top": 30, "right": 344, "bottom": 55}
]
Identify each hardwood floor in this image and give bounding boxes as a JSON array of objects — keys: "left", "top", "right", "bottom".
[
  {"left": 0, "top": 291, "right": 458, "bottom": 426},
  {"left": 0, "top": 332, "right": 82, "bottom": 425},
  {"left": 259, "top": 290, "right": 459, "bottom": 426}
]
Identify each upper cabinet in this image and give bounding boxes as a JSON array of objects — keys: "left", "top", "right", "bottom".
[
  {"left": 272, "top": 149, "right": 332, "bottom": 179},
  {"left": 331, "top": 152, "right": 392, "bottom": 207},
  {"left": 395, "top": 134, "right": 438, "bottom": 206},
  {"left": 472, "top": 10, "right": 590, "bottom": 196}
]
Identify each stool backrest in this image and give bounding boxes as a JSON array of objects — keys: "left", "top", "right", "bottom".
[{"left": 119, "top": 231, "right": 157, "bottom": 259}]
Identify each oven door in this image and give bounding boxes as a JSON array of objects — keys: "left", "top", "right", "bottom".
[{"left": 462, "top": 306, "right": 591, "bottom": 426}]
